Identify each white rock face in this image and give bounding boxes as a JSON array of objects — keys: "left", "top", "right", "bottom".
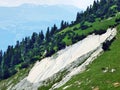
[
  {"left": 27, "top": 28, "right": 116, "bottom": 83},
  {"left": 10, "top": 28, "right": 117, "bottom": 90}
]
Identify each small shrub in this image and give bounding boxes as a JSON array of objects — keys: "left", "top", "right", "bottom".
[
  {"left": 102, "top": 38, "right": 115, "bottom": 51},
  {"left": 73, "top": 27, "right": 78, "bottom": 31},
  {"left": 81, "top": 24, "right": 89, "bottom": 30}
]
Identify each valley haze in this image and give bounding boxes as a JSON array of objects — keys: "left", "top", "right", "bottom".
[{"left": 0, "top": 4, "right": 80, "bottom": 51}]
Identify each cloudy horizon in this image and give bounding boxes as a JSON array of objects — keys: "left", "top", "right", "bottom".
[{"left": 0, "top": 0, "right": 95, "bottom": 9}]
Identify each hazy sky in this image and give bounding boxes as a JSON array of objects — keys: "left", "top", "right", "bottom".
[{"left": 0, "top": 0, "right": 95, "bottom": 9}]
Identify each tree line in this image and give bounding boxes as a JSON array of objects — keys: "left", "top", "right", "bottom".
[
  {"left": 0, "top": 0, "right": 120, "bottom": 80},
  {"left": 0, "top": 20, "right": 70, "bottom": 79}
]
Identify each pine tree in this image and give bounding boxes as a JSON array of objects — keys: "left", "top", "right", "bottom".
[
  {"left": 0, "top": 50, "right": 2, "bottom": 65},
  {"left": 51, "top": 24, "right": 57, "bottom": 35},
  {"left": 40, "top": 31, "right": 44, "bottom": 41},
  {"left": 46, "top": 27, "right": 50, "bottom": 42}
]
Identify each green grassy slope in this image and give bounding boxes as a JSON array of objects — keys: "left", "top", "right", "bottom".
[
  {"left": 57, "top": 24, "right": 120, "bottom": 90},
  {"left": 1, "top": 9, "right": 120, "bottom": 90},
  {"left": 38, "top": 13, "right": 120, "bottom": 90},
  {"left": 60, "top": 13, "right": 120, "bottom": 46},
  {"left": 0, "top": 64, "right": 33, "bottom": 90}
]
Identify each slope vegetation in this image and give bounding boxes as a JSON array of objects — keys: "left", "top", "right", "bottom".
[
  {"left": 57, "top": 25, "right": 120, "bottom": 90},
  {"left": 1, "top": 0, "right": 120, "bottom": 90},
  {"left": 8, "top": 28, "right": 115, "bottom": 90},
  {"left": 0, "top": 0, "right": 120, "bottom": 81}
]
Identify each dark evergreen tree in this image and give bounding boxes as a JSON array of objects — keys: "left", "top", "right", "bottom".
[
  {"left": 60, "top": 20, "right": 64, "bottom": 30},
  {"left": 15, "top": 41, "right": 20, "bottom": 48},
  {"left": 50, "top": 24, "right": 57, "bottom": 35},
  {"left": 40, "top": 31, "right": 44, "bottom": 41},
  {"left": 31, "top": 32, "right": 38, "bottom": 44},
  {"left": 46, "top": 27, "right": 50, "bottom": 42},
  {"left": 38, "top": 31, "right": 44, "bottom": 45}
]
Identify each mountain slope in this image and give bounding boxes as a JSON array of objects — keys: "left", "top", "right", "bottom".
[
  {"left": 1, "top": 0, "right": 120, "bottom": 90},
  {"left": 57, "top": 25, "right": 120, "bottom": 90},
  {"left": 0, "top": 29, "right": 116, "bottom": 90},
  {"left": 0, "top": 14, "right": 119, "bottom": 90},
  {"left": 4, "top": 28, "right": 117, "bottom": 90}
]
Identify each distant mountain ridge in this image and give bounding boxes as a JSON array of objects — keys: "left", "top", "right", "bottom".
[{"left": 0, "top": 4, "right": 80, "bottom": 21}]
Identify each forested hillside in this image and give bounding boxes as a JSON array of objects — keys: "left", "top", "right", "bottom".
[{"left": 0, "top": 0, "right": 120, "bottom": 82}]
